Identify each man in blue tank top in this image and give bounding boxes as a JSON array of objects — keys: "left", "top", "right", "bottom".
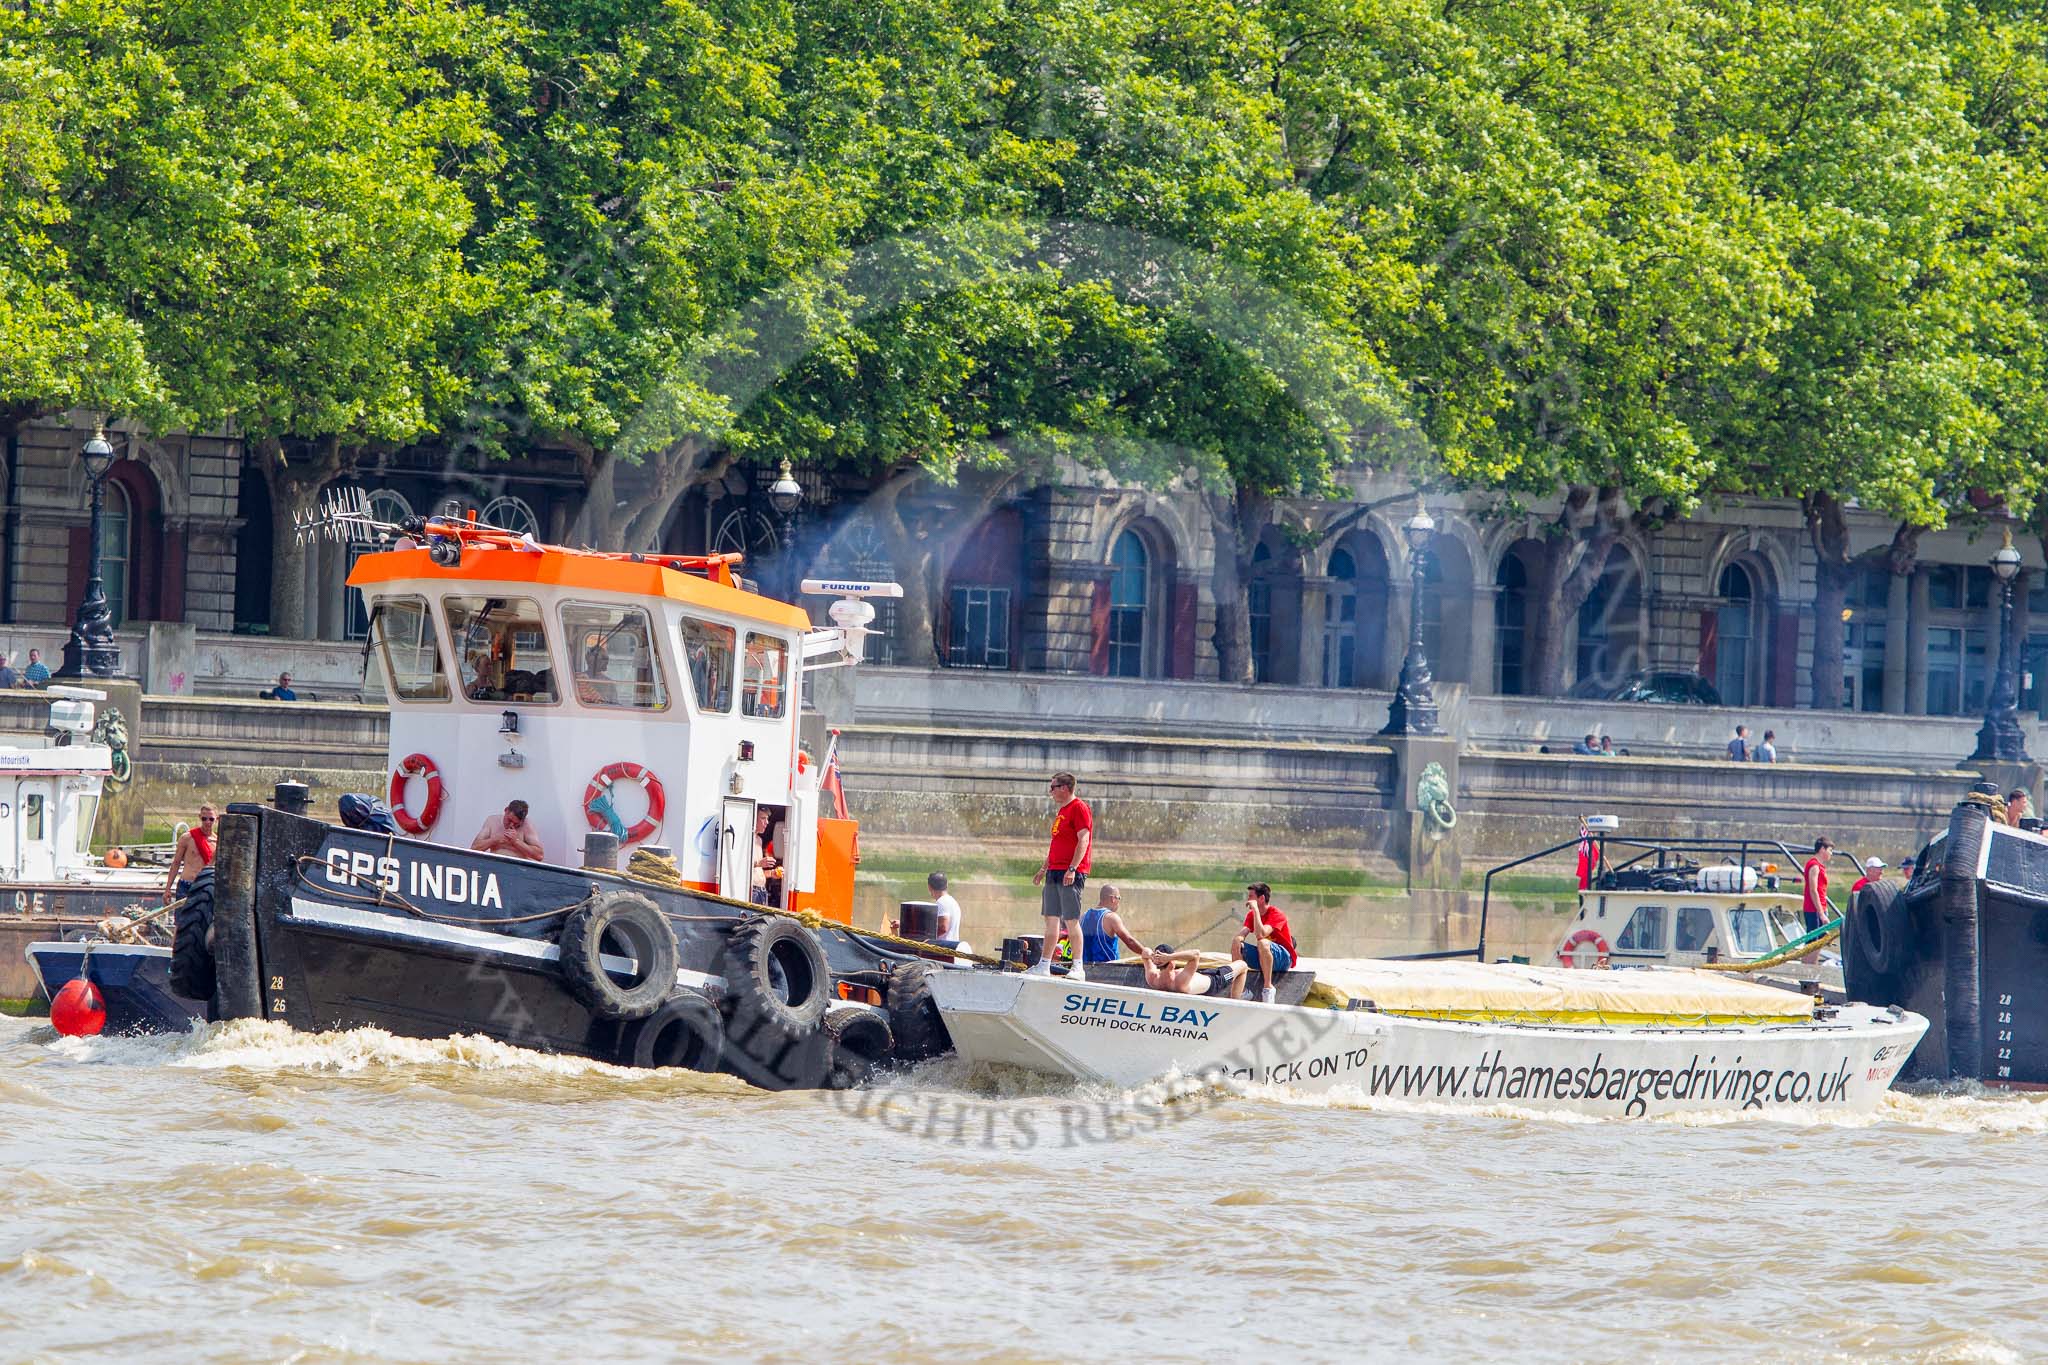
[{"left": 1075, "top": 884, "right": 1149, "bottom": 966}]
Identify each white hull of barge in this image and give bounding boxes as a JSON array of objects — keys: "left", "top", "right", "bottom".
[{"left": 927, "top": 972, "right": 1928, "bottom": 1119}]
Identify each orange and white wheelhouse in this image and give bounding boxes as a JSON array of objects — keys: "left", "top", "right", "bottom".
[{"left": 347, "top": 537, "right": 883, "bottom": 920}]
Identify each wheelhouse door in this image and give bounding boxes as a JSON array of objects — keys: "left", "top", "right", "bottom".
[
  {"left": 15, "top": 781, "right": 54, "bottom": 883},
  {"left": 718, "top": 797, "right": 757, "bottom": 902}
]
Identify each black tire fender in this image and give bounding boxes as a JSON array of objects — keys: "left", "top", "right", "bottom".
[
  {"left": 558, "top": 891, "right": 678, "bottom": 1021},
  {"left": 885, "top": 959, "right": 951, "bottom": 1062},
  {"left": 168, "top": 867, "right": 217, "bottom": 1002},
  {"left": 720, "top": 914, "right": 830, "bottom": 1047},
  {"left": 627, "top": 990, "right": 724, "bottom": 1071},
  {"left": 823, "top": 1007, "right": 894, "bottom": 1090},
  {"left": 1852, "top": 878, "right": 1911, "bottom": 983}
]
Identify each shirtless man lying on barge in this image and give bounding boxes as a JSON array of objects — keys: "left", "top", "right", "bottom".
[{"left": 1142, "top": 946, "right": 1245, "bottom": 997}]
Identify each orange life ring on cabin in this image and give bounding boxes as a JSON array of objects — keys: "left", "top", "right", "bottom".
[
  {"left": 584, "top": 761, "right": 667, "bottom": 844},
  {"left": 1557, "top": 929, "right": 1611, "bottom": 969},
  {"left": 389, "top": 753, "right": 445, "bottom": 834}
]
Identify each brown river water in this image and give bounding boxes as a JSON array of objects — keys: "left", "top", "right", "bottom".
[{"left": 2, "top": 1014, "right": 2044, "bottom": 1363}]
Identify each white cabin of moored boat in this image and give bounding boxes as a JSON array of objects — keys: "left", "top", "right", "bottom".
[{"left": 0, "top": 687, "right": 127, "bottom": 886}]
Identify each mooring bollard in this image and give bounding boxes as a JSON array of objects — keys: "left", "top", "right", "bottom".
[
  {"left": 273, "top": 781, "right": 310, "bottom": 815},
  {"left": 583, "top": 831, "right": 620, "bottom": 870}
]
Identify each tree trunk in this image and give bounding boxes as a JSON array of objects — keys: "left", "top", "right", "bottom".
[
  {"left": 1207, "top": 489, "right": 1268, "bottom": 686},
  {"left": 257, "top": 435, "right": 350, "bottom": 639},
  {"left": 1804, "top": 492, "right": 1853, "bottom": 711},
  {"left": 568, "top": 442, "right": 618, "bottom": 548},
  {"left": 1524, "top": 486, "right": 1620, "bottom": 696}
]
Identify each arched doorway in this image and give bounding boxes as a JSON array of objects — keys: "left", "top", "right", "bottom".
[
  {"left": 1419, "top": 534, "right": 1473, "bottom": 684},
  {"left": 1247, "top": 526, "right": 1305, "bottom": 685},
  {"left": 1106, "top": 529, "right": 1149, "bottom": 678},
  {"left": 943, "top": 507, "right": 1024, "bottom": 670},
  {"left": 1713, "top": 562, "right": 1769, "bottom": 706},
  {"left": 1575, "top": 547, "right": 1643, "bottom": 690},
  {"left": 1322, "top": 546, "right": 1358, "bottom": 688},
  {"left": 1495, "top": 548, "right": 1535, "bottom": 695}
]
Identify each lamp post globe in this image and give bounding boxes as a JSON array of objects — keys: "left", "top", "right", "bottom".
[
  {"left": 57, "top": 427, "right": 123, "bottom": 680},
  {"left": 767, "top": 459, "right": 804, "bottom": 598},
  {"left": 1972, "top": 527, "right": 2030, "bottom": 765},
  {"left": 1381, "top": 502, "right": 1443, "bottom": 736}
]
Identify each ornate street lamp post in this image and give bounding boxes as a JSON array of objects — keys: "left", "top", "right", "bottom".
[
  {"left": 767, "top": 458, "right": 804, "bottom": 599},
  {"left": 1971, "top": 527, "right": 2029, "bottom": 763},
  {"left": 1380, "top": 506, "right": 1442, "bottom": 736},
  {"left": 57, "top": 428, "right": 122, "bottom": 679}
]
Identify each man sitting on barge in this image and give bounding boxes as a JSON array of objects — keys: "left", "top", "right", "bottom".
[
  {"left": 1077, "top": 884, "right": 1150, "bottom": 968},
  {"left": 473, "top": 800, "right": 544, "bottom": 861},
  {"left": 1229, "top": 883, "right": 1297, "bottom": 1004}
]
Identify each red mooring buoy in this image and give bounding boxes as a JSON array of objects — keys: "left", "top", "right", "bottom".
[{"left": 50, "top": 978, "right": 107, "bottom": 1037}]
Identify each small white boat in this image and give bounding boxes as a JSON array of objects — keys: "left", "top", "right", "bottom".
[{"left": 927, "top": 958, "right": 1927, "bottom": 1118}]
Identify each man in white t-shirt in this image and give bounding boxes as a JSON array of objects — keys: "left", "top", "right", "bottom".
[{"left": 928, "top": 871, "right": 964, "bottom": 946}]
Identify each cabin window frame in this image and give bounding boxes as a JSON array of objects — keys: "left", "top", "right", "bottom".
[
  {"left": 1728, "top": 907, "right": 1774, "bottom": 955},
  {"left": 441, "top": 594, "right": 564, "bottom": 706},
  {"left": 367, "top": 595, "right": 452, "bottom": 703},
  {"left": 677, "top": 614, "right": 739, "bottom": 716},
  {"left": 559, "top": 599, "right": 672, "bottom": 713},
  {"left": 740, "top": 631, "right": 791, "bottom": 720},
  {"left": 1673, "top": 905, "right": 1715, "bottom": 954},
  {"left": 1612, "top": 904, "right": 1666, "bottom": 954}
]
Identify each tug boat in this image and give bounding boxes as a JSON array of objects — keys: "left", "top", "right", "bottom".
[
  {"left": 928, "top": 961, "right": 1925, "bottom": 1118},
  {"left": 1843, "top": 785, "right": 2048, "bottom": 1086},
  {"left": 163, "top": 500, "right": 940, "bottom": 1089}
]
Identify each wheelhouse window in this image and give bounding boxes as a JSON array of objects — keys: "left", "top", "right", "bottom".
[
  {"left": 1674, "top": 906, "right": 1714, "bottom": 952},
  {"left": 22, "top": 794, "right": 43, "bottom": 842},
  {"left": 741, "top": 633, "right": 789, "bottom": 718},
  {"left": 562, "top": 602, "right": 669, "bottom": 711},
  {"left": 74, "top": 794, "right": 98, "bottom": 856},
  {"left": 678, "top": 616, "right": 736, "bottom": 713},
  {"left": 444, "top": 596, "right": 557, "bottom": 703},
  {"left": 1614, "top": 905, "right": 1665, "bottom": 953},
  {"left": 368, "top": 597, "right": 449, "bottom": 701},
  {"left": 1728, "top": 908, "right": 1773, "bottom": 955}
]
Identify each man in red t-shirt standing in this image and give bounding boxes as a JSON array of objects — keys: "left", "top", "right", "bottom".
[
  {"left": 1229, "top": 882, "right": 1297, "bottom": 1004},
  {"left": 1029, "top": 771, "right": 1094, "bottom": 982},
  {"left": 1801, "top": 837, "right": 1834, "bottom": 933}
]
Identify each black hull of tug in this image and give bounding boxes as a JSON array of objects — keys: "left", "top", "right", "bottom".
[
  {"left": 1844, "top": 794, "right": 2048, "bottom": 1086},
  {"left": 210, "top": 804, "right": 915, "bottom": 1087}
]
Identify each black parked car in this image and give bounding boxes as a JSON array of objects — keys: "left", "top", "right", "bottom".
[{"left": 1568, "top": 670, "right": 1724, "bottom": 706}]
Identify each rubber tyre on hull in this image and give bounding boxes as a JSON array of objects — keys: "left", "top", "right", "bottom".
[
  {"left": 721, "top": 1015, "right": 833, "bottom": 1091},
  {"left": 558, "top": 891, "right": 678, "bottom": 1021},
  {"left": 626, "top": 990, "right": 724, "bottom": 1071},
  {"left": 823, "top": 1008, "right": 894, "bottom": 1090},
  {"left": 885, "top": 960, "right": 951, "bottom": 1062},
  {"left": 1849, "top": 879, "right": 1912, "bottom": 998},
  {"left": 721, "top": 915, "right": 830, "bottom": 1048},
  {"left": 168, "top": 868, "right": 216, "bottom": 1002}
]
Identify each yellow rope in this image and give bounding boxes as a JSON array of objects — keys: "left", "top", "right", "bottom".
[{"left": 1694, "top": 922, "right": 1843, "bottom": 973}]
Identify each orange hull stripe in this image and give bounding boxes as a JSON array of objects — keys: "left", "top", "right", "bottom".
[{"left": 347, "top": 548, "right": 811, "bottom": 631}]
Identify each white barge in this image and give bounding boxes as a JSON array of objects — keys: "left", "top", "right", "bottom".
[{"left": 928, "top": 958, "right": 1926, "bottom": 1118}]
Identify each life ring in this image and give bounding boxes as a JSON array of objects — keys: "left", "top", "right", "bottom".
[
  {"left": 388, "top": 753, "right": 444, "bottom": 834},
  {"left": 1557, "top": 929, "right": 1611, "bottom": 969},
  {"left": 584, "top": 761, "right": 666, "bottom": 844}
]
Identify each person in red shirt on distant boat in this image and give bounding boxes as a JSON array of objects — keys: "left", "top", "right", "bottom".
[
  {"left": 1028, "top": 772, "right": 1093, "bottom": 981},
  {"left": 1849, "top": 857, "right": 1884, "bottom": 899},
  {"left": 1228, "top": 882, "right": 1297, "bottom": 1004},
  {"left": 164, "top": 804, "right": 217, "bottom": 902},
  {"left": 1801, "top": 837, "right": 1834, "bottom": 932}
]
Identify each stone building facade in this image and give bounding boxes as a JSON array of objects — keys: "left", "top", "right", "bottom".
[{"left": 2, "top": 412, "right": 2039, "bottom": 722}]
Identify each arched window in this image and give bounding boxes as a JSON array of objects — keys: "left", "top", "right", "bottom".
[
  {"left": 1323, "top": 547, "right": 1358, "bottom": 688},
  {"left": 345, "top": 490, "right": 416, "bottom": 640},
  {"left": 99, "top": 480, "right": 132, "bottom": 628},
  {"left": 1715, "top": 563, "right": 1757, "bottom": 706},
  {"left": 1495, "top": 553, "right": 1529, "bottom": 695},
  {"left": 481, "top": 495, "right": 540, "bottom": 539},
  {"left": 1576, "top": 548, "right": 1641, "bottom": 690},
  {"left": 1248, "top": 542, "right": 1273, "bottom": 683},
  {"left": 1107, "top": 530, "right": 1149, "bottom": 678}
]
